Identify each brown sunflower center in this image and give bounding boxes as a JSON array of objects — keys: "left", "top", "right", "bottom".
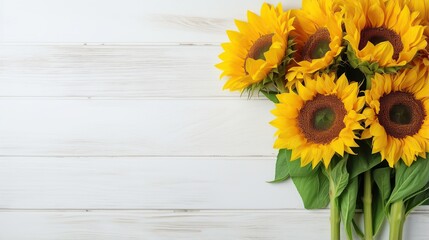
[
  {"left": 298, "top": 94, "right": 347, "bottom": 144},
  {"left": 248, "top": 34, "right": 274, "bottom": 60},
  {"left": 302, "top": 28, "right": 331, "bottom": 61},
  {"left": 359, "top": 27, "right": 403, "bottom": 60},
  {"left": 378, "top": 91, "right": 425, "bottom": 138}
]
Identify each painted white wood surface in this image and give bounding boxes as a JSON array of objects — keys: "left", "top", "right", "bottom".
[
  {"left": 0, "top": 45, "right": 231, "bottom": 98},
  {"left": 1, "top": 0, "right": 428, "bottom": 239},
  {"left": 0, "top": 0, "right": 301, "bottom": 43},
  {"left": 0, "top": 210, "right": 428, "bottom": 240},
  {"left": 0, "top": 99, "right": 276, "bottom": 156},
  {"left": 0, "top": 157, "right": 303, "bottom": 209}
]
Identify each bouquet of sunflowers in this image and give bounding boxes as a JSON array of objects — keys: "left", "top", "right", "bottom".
[{"left": 217, "top": 0, "right": 429, "bottom": 239}]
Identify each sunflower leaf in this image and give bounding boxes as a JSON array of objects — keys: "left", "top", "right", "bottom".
[
  {"left": 372, "top": 188, "right": 386, "bottom": 236},
  {"left": 269, "top": 149, "right": 290, "bottom": 183},
  {"left": 286, "top": 155, "right": 329, "bottom": 209},
  {"left": 348, "top": 145, "right": 381, "bottom": 179},
  {"left": 339, "top": 176, "right": 358, "bottom": 240},
  {"left": 330, "top": 156, "right": 350, "bottom": 198},
  {"left": 387, "top": 158, "right": 429, "bottom": 207},
  {"left": 374, "top": 167, "right": 392, "bottom": 205},
  {"left": 405, "top": 184, "right": 429, "bottom": 216},
  {"left": 373, "top": 167, "right": 392, "bottom": 235}
]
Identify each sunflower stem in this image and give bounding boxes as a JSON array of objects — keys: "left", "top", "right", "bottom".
[
  {"left": 363, "top": 170, "right": 373, "bottom": 240},
  {"left": 329, "top": 175, "right": 341, "bottom": 240},
  {"left": 389, "top": 200, "right": 405, "bottom": 240}
]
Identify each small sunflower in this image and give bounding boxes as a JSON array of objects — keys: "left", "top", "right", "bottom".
[
  {"left": 343, "top": 0, "right": 427, "bottom": 70},
  {"left": 216, "top": 3, "right": 294, "bottom": 92},
  {"left": 286, "top": 0, "right": 343, "bottom": 87},
  {"left": 271, "top": 73, "right": 365, "bottom": 168},
  {"left": 362, "top": 65, "right": 429, "bottom": 167}
]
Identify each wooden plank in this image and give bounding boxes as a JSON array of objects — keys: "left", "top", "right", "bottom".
[
  {"left": 0, "top": 99, "right": 276, "bottom": 156},
  {"left": 0, "top": 0, "right": 301, "bottom": 43},
  {"left": 0, "top": 157, "right": 302, "bottom": 209},
  {"left": 0, "top": 45, "right": 237, "bottom": 98},
  {"left": 0, "top": 210, "right": 428, "bottom": 239}
]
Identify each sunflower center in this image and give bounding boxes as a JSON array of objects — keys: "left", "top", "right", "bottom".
[
  {"left": 359, "top": 27, "right": 403, "bottom": 60},
  {"left": 314, "top": 108, "right": 336, "bottom": 131},
  {"left": 248, "top": 34, "right": 274, "bottom": 60},
  {"left": 298, "top": 94, "right": 347, "bottom": 144},
  {"left": 302, "top": 28, "right": 331, "bottom": 61},
  {"left": 378, "top": 92, "right": 425, "bottom": 138}
]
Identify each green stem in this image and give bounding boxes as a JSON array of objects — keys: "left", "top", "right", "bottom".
[
  {"left": 330, "top": 177, "right": 341, "bottom": 240},
  {"left": 363, "top": 171, "right": 373, "bottom": 240},
  {"left": 389, "top": 200, "right": 405, "bottom": 240}
]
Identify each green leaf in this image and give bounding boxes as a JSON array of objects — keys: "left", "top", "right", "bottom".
[
  {"left": 287, "top": 152, "right": 313, "bottom": 178},
  {"left": 330, "top": 156, "right": 350, "bottom": 198},
  {"left": 349, "top": 146, "right": 381, "bottom": 179},
  {"left": 372, "top": 188, "right": 387, "bottom": 236},
  {"left": 286, "top": 155, "right": 329, "bottom": 209},
  {"left": 261, "top": 91, "right": 279, "bottom": 103},
  {"left": 352, "top": 219, "right": 365, "bottom": 239},
  {"left": 269, "top": 149, "right": 290, "bottom": 183},
  {"left": 372, "top": 167, "right": 392, "bottom": 236},
  {"left": 405, "top": 188, "right": 429, "bottom": 215},
  {"left": 387, "top": 158, "right": 429, "bottom": 206},
  {"left": 339, "top": 176, "right": 358, "bottom": 240},
  {"left": 404, "top": 183, "right": 429, "bottom": 202},
  {"left": 373, "top": 167, "right": 392, "bottom": 205}
]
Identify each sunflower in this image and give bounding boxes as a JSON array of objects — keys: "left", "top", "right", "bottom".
[
  {"left": 362, "top": 65, "right": 429, "bottom": 167},
  {"left": 286, "top": 0, "right": 343, "bottom": 87},
  {"left": 343, "top": 0, "right": 427, "bottom": 70},
  {"left": 398, "top": 0, "right": 429, "bottom": 27},
  {"left": 399, "top": 0, "right": 429, "bottom": 51},
  {"left": 216, "top": 3, "right": 294, "bottom": 92},
  {"left": 271, "top": 73, "right": 365, "bottom": 168}
]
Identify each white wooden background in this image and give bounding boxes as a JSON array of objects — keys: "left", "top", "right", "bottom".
[{"left": 0, "top": 0, "right": 428, "bottom": 239}]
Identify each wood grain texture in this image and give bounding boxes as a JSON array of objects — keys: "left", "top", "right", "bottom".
[
  {"left": 0, "top": 0, "right": 301, "bottom": 43},
  {"left": 0, "top": 45, "right": 234, "bottom": 98},
  {"left": 0, "top": 157, "right": 303, "bottom": 209},
  {"left": 0, "top": 99, "right": 276, "bottom": 157},
  {"left": 0, "top": 210, "right": 428, "bottom": 240},
  {"left": 2, "top": 0, "right": 429, "bottom": 238}
]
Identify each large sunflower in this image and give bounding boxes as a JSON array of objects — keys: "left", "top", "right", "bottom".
[
  {"left": 286, "top": 0, "right": 343, "bottom": 86},
  {"left": 362, "top": 65, "right": 429, "bottom": 167},
  {"left": 343, "top": 0, "right": 427, "bottom": 69},
  {"left": 216, "top": 3, "right": 294, "bottom": 92},
  {"left": 271, "top": 73, "right": 365, "bottom": 168}
]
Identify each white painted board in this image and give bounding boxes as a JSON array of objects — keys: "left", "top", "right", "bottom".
[
  {"left": 0, "top": 0, "right": 301, "bottom": 43},
  {"left": 1, "top": 0, "right": 428, "bottom": 238}
]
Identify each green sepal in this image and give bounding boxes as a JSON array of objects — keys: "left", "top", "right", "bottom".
[
  {"left": 345, "top": 43, "right": 404, "bottom": 78},
  {"left": 261, "top": 91, "right": 279, "bottom": 103},
  {"left": 269, "top": 149, "right": 290, "bottom": 183}
]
